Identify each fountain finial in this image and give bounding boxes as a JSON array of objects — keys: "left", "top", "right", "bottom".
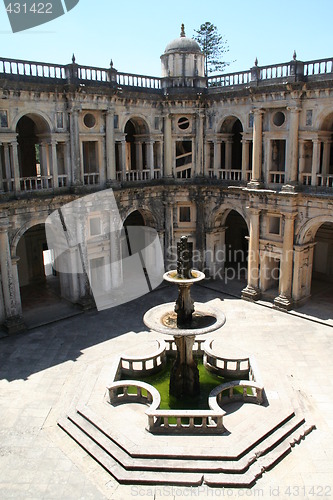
[{"left": 177, "top": 235, "right": 193, "bottom": 279}]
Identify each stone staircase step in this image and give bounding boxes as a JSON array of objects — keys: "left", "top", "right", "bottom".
[
  {"left": 204, "top": 423, "right": 315, "bottom": 487},
  {"left": 79, "top": 403, "right": 297, "bottom": 461},
  {"left": 58, "top": 403, "right": 315, "bottom": 487},
  {"left": 58, "top": 417, "right": 204, "bottom": 486},
  {"left": 66, "top": 411, "right": 255, "bottom": 473}
]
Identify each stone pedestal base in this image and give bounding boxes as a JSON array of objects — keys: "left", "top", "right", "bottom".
[
  {"left": 241, "top": 285, "right": 261, "bottom": 301},
  {"left": 273, "top": 294, "right": 293, "bottom": 311},
  {"left": 4, "top": 315, "right": 26, "bottom": 334},
  {"left": 169, "top": 335, "right": 200, "bottom": 398},
  {"left": 247, "top": 180, "right": 263, "bottom": 190},
  {"left": 281, "top": 183, "right": 300, "bottom": 193}
]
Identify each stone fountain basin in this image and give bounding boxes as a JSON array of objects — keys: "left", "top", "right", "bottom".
[
  {"left": 143, "top": 300, "right": 226, "bottom": 336},
  {"left": 163, "top": 270, "right": 205, "bottom": 284}
]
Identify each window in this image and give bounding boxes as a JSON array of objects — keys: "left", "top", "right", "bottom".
[
  {"left": 114, "top": 114, "right": 119, "bottom": 129},
  {"left": 0, "top": 110, "right": 8, "bottom": 128},
  {"left": 268, "top": 216, "right": 281, "bottom": 235},
  {"left": 154, "top": 117, "right": 160, "bottom": 130},
  {"left": 248, "top": 113, "right": 254, "bottom": 128},
  {"left": 56, "top": 112, "right": 64, "bottom": 129},
  {"left": 89, "top": 217, "right": 102, "bottom": 237},
  {"left": 179, "top": 206, "right": 191, "bottom": 223},
  {"left": 83, "top": 141, "right": 98, "bottom": 173},
  {"left": 176, "top": 140, "right": 192, "bottom": 178},
  {"left": 178, "top": 116, "right": 190, "bottom": 130},
  {"left": 306, "top": 110, "right": 313, "bottom": 127},
  {"left": 273, "top": 111, "right": 285, "bottom": 127},
  {"left": 83, "top": 113, "right": 96, "bottom": 129}
]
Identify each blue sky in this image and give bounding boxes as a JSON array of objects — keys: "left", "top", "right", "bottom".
[{"left": 0, "top": 0, "right": 332, "bottom": 76}]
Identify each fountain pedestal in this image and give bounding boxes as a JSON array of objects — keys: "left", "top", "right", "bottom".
[{"left": 170, "top": 335, "right": 199, "bottom": 397}]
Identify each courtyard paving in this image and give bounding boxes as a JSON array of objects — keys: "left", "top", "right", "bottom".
[{"left": 0, "top": 283, "right": 333, "bottom": 500}]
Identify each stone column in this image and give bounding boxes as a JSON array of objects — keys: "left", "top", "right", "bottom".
[
  {"left": 225, "top": 139, "right": 232, "bottom": 170},
  {"left": 64, "top": 142, "right": 71, "bottom": 185},
  {"left": 146, "top": 140, "right": 154, "bottom": 179},
  {"left": 105, "top": 108, "right": 116, "bottom": 183},
  {"left": 39, "top": 143, "right": 49, "bottom": 177},
  {"left": 196, "top": 110, "right": 204, "bottom": 176},
  {"left": 298, "top": 139, "right": 306, "bottom": 183},
  {"left": 163, "top": 113, "right": 173, "bottom": 177},
  {"left": 311, "top": 139, "right": 321, "bottom": 186},
  {"left": 195, "top": 199, "right": 205, "bottom": 270},
  {"left": 164, "top": 202, "right": 174, "bottom": 270},
  {"left": 76, "top": 214, "right": 94, "bottom": 310},
  {"left": 274, "top": 213, "right": 296, "bottom": 311},
  {"left": 0, "top": 142, "right": 3, "bottom": 191},
  {"left": 213, "top": 140, "right": 221, "bottom": 177},
  {"left": 241, "top": 208, "right": 261, "bottom": 300},
  {"left": 283, "top": 106, "right": 300, "bottom": 189},
  {"left": 135, "top": 141, "right": 143, "bottom": 171},
  {"left": 121, "top": 139, "right": 126, "bottom": 181},
  {"left": 157, "top": 141, "right": 163, "bottom": 176},
  {"left": 110, "top": 213, "right": 123, "bottom": 288},
  {"left": 241, "top": 139, "right": 250, "bottom": 182},
  {"left": 10, "top": 140, "right": 21, "bottom": 191},
  {"left": 322, "top": 139, "right": 331, "bottom": 181},
  {"left": 264, "top": 137, "right": 272, "bottom": 184},
  {"left": 69, "top": 109, "right": 82, "bottom": 185},
  {"left": 4, "top": 143, "right": 12, "bottom": 184},
  {"left": 51, "top": 140, "right": 58, "bottom": 188},
  {"left": 248, "top": 109, "right": 264, "bottom": 188},
  {"left": 0, "top": 218, "right": 25, "bottom": 333}
]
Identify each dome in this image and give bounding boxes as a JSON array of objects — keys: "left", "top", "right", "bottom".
[{"left": 164, "top": 24, "right": 202, "bottom": 55}]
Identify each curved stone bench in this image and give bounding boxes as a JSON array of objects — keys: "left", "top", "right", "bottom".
[
  {"left": 203, "top": 339, "right": 250, "bottom": 378},
  {"left": 119, "top": 340, "right": 167, "bottom": 377},
  {"left": 209, "top": 380, "right": 264, "bottom": 410},
  {"left": 108, "top": 380, "right": 161, "bottom": 409}
]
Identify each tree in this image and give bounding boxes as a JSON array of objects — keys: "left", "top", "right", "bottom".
[{"left": 193, "top": 22, "right": 230, "bottom": 75}]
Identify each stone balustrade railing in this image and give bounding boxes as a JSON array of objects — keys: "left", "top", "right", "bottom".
[
  {"left": 209, "top": 380, "right": 264, "bottom": 408},
  {"left": 164, "top": 337, "right": 206, "bottom": 356},
  {"left": 1, "top": 56, "right": 333, "bottom": 90},
  {"left": 20, "top": 175, "right": 53, "bottom": 191},
  {"left": 119, "top": 340, "right": 167, "bottom": 377},
  {"left": 270, "top": 171, "right": 285, "bottom": 184},
  {"left": 145, "top": 408, "right": 225, "bottom": 434},
  {"left": 203, "top": 340, "right": 251, "bottom": 378},
  {"left": 108, "top": 380, "right": 161, "bottom": 407}
]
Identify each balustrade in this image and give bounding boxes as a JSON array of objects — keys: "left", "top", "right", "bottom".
[
  {"left": 57, "top": 175, "right": 68, "bottom": 188},
  {"left": 270, "top": 171, "right": 285, "bottom": 184},
  {"left": 1, "top": 55, "right": 333, "bottom": 91},
  {"left": 203, "top": 340, "right": 250, "bottom": 378},
  {"left": 209, "top": 380, "right": 264, "bottom": 407},
  {"left": 20, "top": 176, "right": 52, "bottom": 191},
  {"left": 146, "top": 408, "right": 225, "bottom": 434},
  {"left": 83, "top": 173, "right": 99, "bottom": 185},
  {"left": 302, "top": 173, "right": 312, "bottom": 186}
]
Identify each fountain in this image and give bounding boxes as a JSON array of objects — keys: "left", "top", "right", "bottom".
[{"left": 144, "top": 236, "right": 226, "bottom": 398}]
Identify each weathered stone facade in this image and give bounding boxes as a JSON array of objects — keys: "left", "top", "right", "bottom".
[{"left": 1, "top": 30, "right": 333, "bottom": 331}]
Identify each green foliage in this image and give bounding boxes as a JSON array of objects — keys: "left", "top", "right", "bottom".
[{"left": 193, "top": 21, "right": 230, "bottom": 75}]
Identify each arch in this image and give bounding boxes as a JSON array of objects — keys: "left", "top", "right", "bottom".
[
  {"left": 122, "top": 207, "right": 157, "bottom": 229},
  {"left": 218, "top": 115, "right": 244, "bottom": 134},
  {"left": 15, "top": 113, "right": 53, "bottom": 180},
  {"left": 11, "top": 216, "right": 49, "bottom": 257},
  {"left": 122, "top": 115, "right": 150, "bottom": 135},
  {"left": 211, "top": 204, "right": 249, "bottom": 231},
  {"left": 12, "top": 110, "right": 53, "bottom": 134},
  {"left": 296, "top": 215, "right": 333, "bottom": 245}
]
